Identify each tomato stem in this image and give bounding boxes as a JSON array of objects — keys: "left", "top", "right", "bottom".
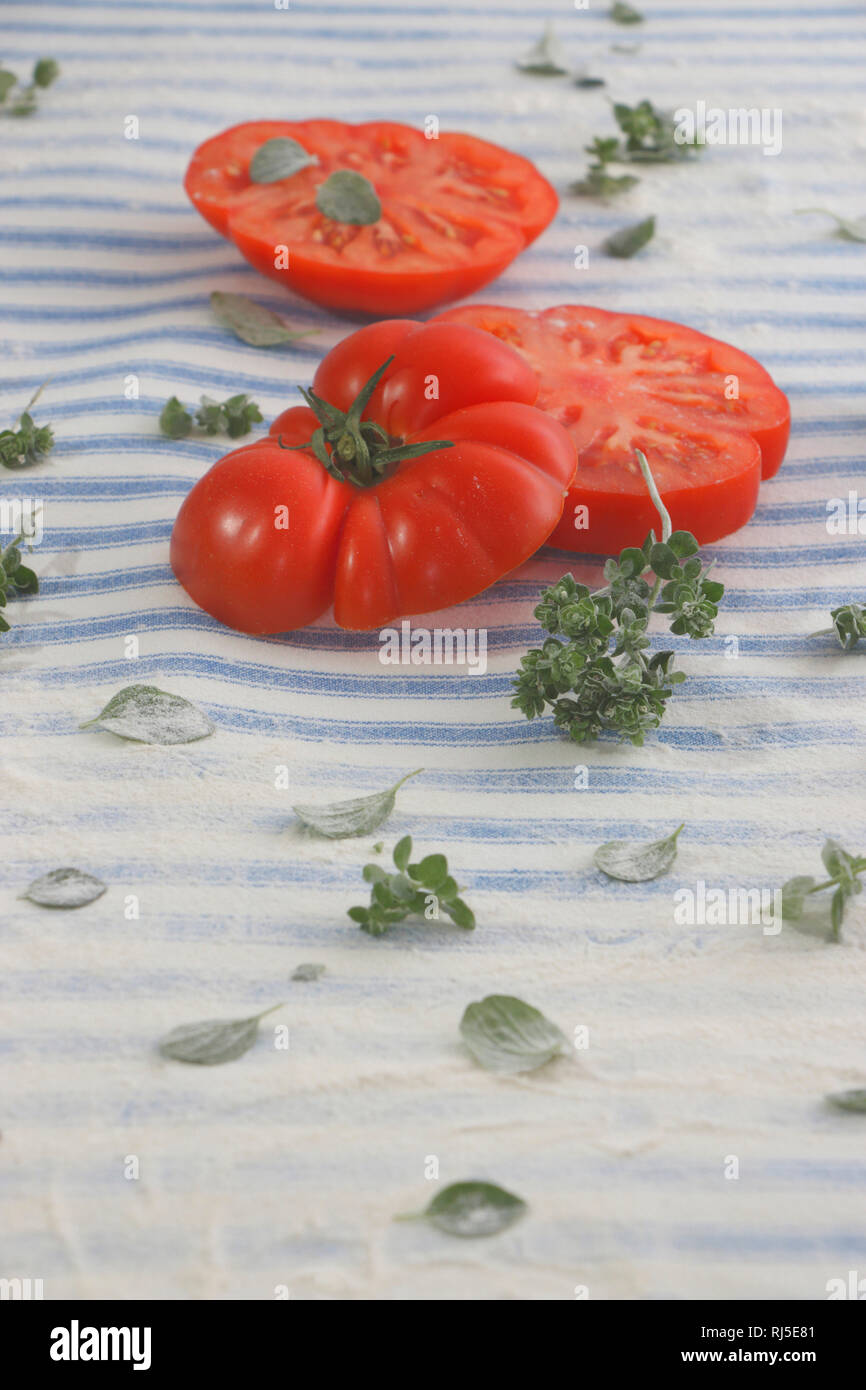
[
  {"left": 280, "top": 356, "right": 454, "bottom": 488},
  {"left": 635, "top": 448, "right": 672, "bottom": 543}
]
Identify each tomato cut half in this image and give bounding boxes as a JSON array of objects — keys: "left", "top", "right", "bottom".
[
  {"left": 434, "top": 304, "right": 791, "bottom": 552},
  {"left": 184, "top": 120, "right": 558, "bottom": 314}
]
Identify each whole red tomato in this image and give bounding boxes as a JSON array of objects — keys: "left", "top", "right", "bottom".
[{"left": 170, "top": 321, "right": 577, "bottom": 633}]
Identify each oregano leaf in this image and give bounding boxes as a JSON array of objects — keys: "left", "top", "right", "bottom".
[
  {"left": 80, "top": 685, "right": 214, "bottom": 745},
  {"left": 443, "top": 898, "right": 475, "bottom": 930},
  {"left": 33, "top": 58, "right": 60, "bottom": 89},
  {"left": 400, "top": 1181, "right": 528, "bottom": 1238},
  {"left": 292, "top": 963, "right": 325, "bottom": 982},
  {"left": 158, "top": 1004, "right": 282, "bottom": 1065},
  {"left": 604, "top": 214, "right": 656, "bottom": 258},
  {"left": 249, "top": 136, "right": 316, "bottom": 184},
  {"left": 780, "top": 875, "right": 816, "bottom": 920},
  {"left": 610, "top": 1, "right": 644, "bottom": 23},
  {"left": 393, "top": 836, "right": 412, "bottom": 872},
  {"left": 159, "top": 396, "right": 193, "bottom": 439},
  {"left": 796, "top": 208, "right": 866, "bottom": 243},
  {"left": 460, "top": 995, "right": 568, "bottom": 1074},
  {"left": 827, "top": 1089, "right": 866, "bottom": 1114},
  {"left": 516, "top": 23, "right": 569, "bottom": 76},
  {"left": 210, "top": 291, "right": 317, "bottom": 348},
  {"left": 22, "top": 867, "right": 107, "bottom": 909},
  {"left": 292, "top": 769, "right": 423, "bottom": 839},
  {"left": 315, "top": 170, "right": 381, "bottom": 225},
  {"left": 594, "top": 823, "right": 684, "bottom": 881}
]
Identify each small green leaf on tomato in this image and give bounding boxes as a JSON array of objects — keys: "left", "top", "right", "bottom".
[
  {"left": 315, "top": 170, "right": 381, "bottom": 226},
  {"left": 249, "top": 136, "right": 316, "bottom": 184}
]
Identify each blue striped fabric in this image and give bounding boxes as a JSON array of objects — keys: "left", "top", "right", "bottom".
[{"left": 2, "top": 0, "right": 865, "bottom": 1301}]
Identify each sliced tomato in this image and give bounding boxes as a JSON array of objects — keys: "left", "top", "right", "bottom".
[
  {"left": 184, "top": 120, "right": 557, "bottom": 314},
  {"left": 434, "top": 304, "right": 791, "bottom": 552}
]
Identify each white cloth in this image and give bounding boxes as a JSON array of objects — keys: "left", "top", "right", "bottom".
[{"left": 2, "top": 0, "right": 865, "bottom": 1300}]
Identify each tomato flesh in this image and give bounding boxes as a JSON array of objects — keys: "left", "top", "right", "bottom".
[
  {"left": 434, "top": 304, "right": 790, "bottom": 551},
  {"left": 185, "top": 121, "right": 558, "bottom": 314}
]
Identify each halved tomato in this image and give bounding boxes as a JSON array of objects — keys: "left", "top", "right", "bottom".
[
  {"left": 184, "top": 120, "right": 558, "bottom": 314},
  {"left": 434, "top": 304, "right": 791, "bottom": 552}
]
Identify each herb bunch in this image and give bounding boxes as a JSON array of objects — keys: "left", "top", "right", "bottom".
[
  {"left": 0, "top": 534, "right": 39, "bottom": 634},
  {"left": 348, "top": 836, "right": 475, "bottom": 935},
  {"left": 0, "top": 385, "right": 54, "bottom": 470},
  {"left": 572, "top": 99, "right": 701, "bottom": 197},
  {"left": 781, "top": 839, "right": 865, "bottom": 942},
  {"left": 160, "top": 393, "right": 263, "bottom": 440},
  {"left": 512, "top": 451, "right": 724, "bottom": 746}
]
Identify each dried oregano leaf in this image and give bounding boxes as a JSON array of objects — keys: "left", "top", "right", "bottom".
[
  {"left": 158, "top": 1004, "right": 282, "bottom": 1066},
  {"left": 249, "top": 136, "right": 316, "bottom": 184},
  {"left": 594, "top": 824, "right": 683, "bottom": 881},
  {"left": 210, "top": 291, "right": 315, "bottom": 348},
  {"left": 292, "top": 963, "right": 325, "bottom": 982},
  {"left": 315, "top": 170, "right": 381, "bottom": 225},
  {"left": 292, "top": 769, "right": 422, "bottom": 839},
  {"left": 516, "top": 24, "right": 570, "bottom": 75},
  {"left": 22, "top": 867, "right": 107, "bottom": 909},
  {"left": 400, "top": 1181, "right": 528, "bottom": 1238},
  {"left": 827, "top": 1089, "right": 866, "bottom": 1114},
  {"left": 604, "top": 214, "right": 656, "bottom": 258},
  {"left": 797, "top": 208, "right": 866, "bottom": 243},
  {"left": 460, "top": 994, "right": 568, "bottom": 1074},
  {"left": 80, "top": 685, "right": 214, "bottom": 745}
]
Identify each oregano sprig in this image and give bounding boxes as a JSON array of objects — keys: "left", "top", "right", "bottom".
[
  {"left": 812, "top": 602, "right": 866, "bottom": 651},
  {"left": 0, "top": 58, "right": 59, "bottom": 117},
  {"left": 0, "top": 383, "right": 54, "bottom": 469},
  {"left": 0, "top": 533, "right": 39, "bottom": 634},
  {"left": 159, "top": 393, "right": 263, "bottom": 440},
  {"left": 512, "top": 450, "right": 724, "bottom": 746},
  {"left": 347, "top": 836, "right": 475, "bottom": 936},
  {"left": 570, "top": 98, "right": 701, "bottom": 198},
  {"left": 781, "top": 838, "right": 866, "bottom": 942}
]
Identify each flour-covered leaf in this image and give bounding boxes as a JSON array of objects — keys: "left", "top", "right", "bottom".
[
  {"left": 409, "top": 1181, "right": 528, "bottom": 1238},
  {"left": 461, "top": 994, "right": 568, "bottom": 1074},
  {"left": 158, "top": 1004, "right": 282, "bottom": 1065},
  {"left": 780, "top": 875, "right": 816, "bottom": 920},
  {"left": 594, "top": 823, "right": 683, "bottom": 881},
  {"left": 23, "top": 867, "right": 107, "bottom": 909},
  {"left": 604, "top": 214, "right": 656, "bottom": 258},
  {"left": 292, "top": 963, "right": 325, "bottom": 982},
  {"left": 827, "top": 1089, "right": 866, "bottom": 1113},
  {"left": 797, "top": 208, "right": 866, "bottom": 243},
  {"left": 293, "top": 769, "right": 422, "bottom": 839},
  {"left": 80, "top": 685, "right": 214, "bottom": 745},
  {"left": 516, "top": 23, "right": 569, "bottom": 75},
  {"left": 610, "top": 1, "right": 644, "bottom": 23},
  {"left": 210, "top": 291, "right": 316, "bottom": 348}
]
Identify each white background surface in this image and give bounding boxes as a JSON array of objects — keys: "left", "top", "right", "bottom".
[{"left": 2, "top": 0, "right": 865, "bottom": 1300}]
